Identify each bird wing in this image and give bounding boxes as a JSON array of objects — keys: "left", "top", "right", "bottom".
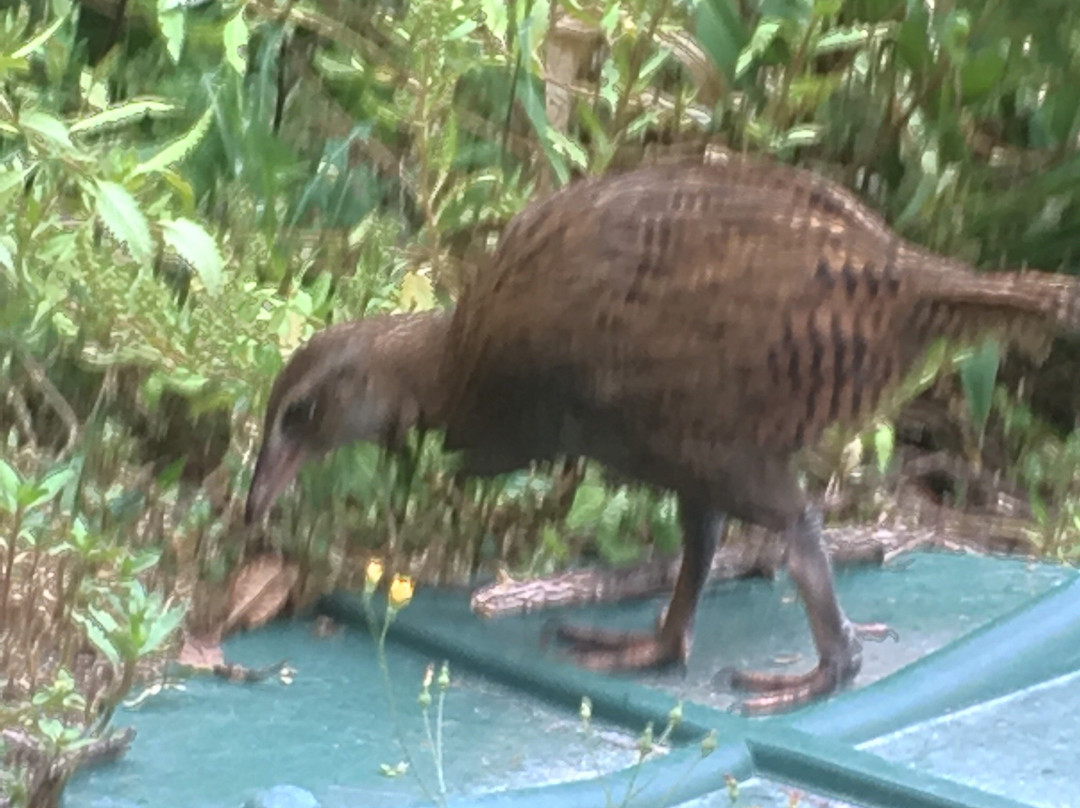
[{"left": 443, "top": 159, "right": 1078, "bottom": 486}]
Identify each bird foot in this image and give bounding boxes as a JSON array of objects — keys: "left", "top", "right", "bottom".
[
  {"left": 726, "top": 620, "right": 892, "bottom": 715},
  {"left": 729, "top": 657, "right": 857, "bottom": 715},
  {"left": 546, "top": 621, "right": 687, "bottom": 671}
]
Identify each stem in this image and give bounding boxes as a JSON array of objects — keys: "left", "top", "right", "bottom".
[
  {"left": 612, "top": 0, "right": 674, "bottom": 143},
  {"left": 434, "top": 682, "right": 447, "bottom": 796},
  {"left": 372, "top": 605, "right": 441, "bottom": 805},
  {"left": 620, "top": 717, "right": 678, "bottom": 806},
  {"left": 579, "top": 725, "right": 615, "bottom": 807},
  {"left": 93, "top": 658, "right": 136, "bottom": 734},
  {"left": 420, "top": 705, "right": 445, "bottom": 798},
  {"left": 619, "top": 753, "right": 645, "bottom": 808},
  {"left": 767, "top": 15, "right": 818, "bottom": 131},
  {"left": 21, "top": 534, "right": 43, "bottom": 643},
  {"left": 1, "top": 505, "right": 23, "bottom": 633}
]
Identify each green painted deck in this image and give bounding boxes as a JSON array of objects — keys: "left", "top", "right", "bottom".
[{"left": 64, "top": 551, "right": 1079, "bottom": 808}]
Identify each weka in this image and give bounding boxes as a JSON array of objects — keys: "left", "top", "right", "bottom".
[{"left": 245, "top": 157, "right": 1080, "bottom": 712}]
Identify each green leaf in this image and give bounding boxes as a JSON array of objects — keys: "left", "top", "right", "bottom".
[
  {"left": 127, "top": 549, "right": 163, "bottom": 576},
  {"left": 813, "top": 23, "right": 895, "bottom": 56},
  {"left": 445, "top": 18, "right": 479, "bottom": 41},
  {"left": 134, "top": 107, "right": 213, "bottom": 176},
  {"left": 566, "top": 480, "right": 607, "bottom": 531},
  {"left": 596, "top": 489, "right": 638, "bottom": 564},
  {"left": 515, "top": 69, "right": 569, "bottom": 185},
  {"left": 80, "top": 615, "right": 121, "bottom": 666},
  {"left": 159, "top": 218, "right": 224, "bottom": 295},
  {"left": 960, "top": 46, "right": 1006, "bottom": 101},
  {"left": 222, "top": 10, "right": 249, "bottom": 75},
  {"left": 69, "top": 98, "right": 181, "bottom": 136},
  {"left": 19, "top": 109, "right": 76, "bottom": 153},
  {"left": 20, "top": 466, "right": 75, "bottom": 510},
  {"left": 481, "top": 0, "right": 508, "bottom": 39},
  {"left": 92, "top": 181, "right": 153, "bottom": 264},
  {"left": 735, "top": 18, "right": 782, "bottom": 79},
  {"left": 872, "top": 422, "right": 895, "bottom": 474},
  {"left": 0, "top": 235, "right": 14, "bottom": 280},
  {"left": 696, "top": 0, "right": 748, "bottom": 81},
  {"left": 597, "top": 3, "right": 618, "bottom": 36},
  {"left": 52, "top": 311, "right": 78, "bottom": 339},
  {"left": 895, "top": 2, "right": 931, "bottom": 75},
  {"left": 896, "top": 158, "right": 940, "bottom": 228},
  {"left": 141, "top": 602, "right": 184, "bottom": 654},
  {"left": 0, "top": 56, "right": 30, "bottom": 83},
  {"left": 547, "top": 129, "right": 589, "bottom": 170},
  {"left": 0, "top": 167, "right": 27, "bottom": 202},
  {"left": 959, "top": 340, "right": 1000, "bottom": 440},
  {"left": 0, "top": 459, "right": 20, "bottom": 513},
  {"left": 12, "top": 13, "right": 69, "bottom": 59},
  {"left": 37, "top": 718, "right": 65, "bottom": 744},
  {"left": 158, "top": 5, "right": 185, "bottom": 63},
  {"left": 637, "top": 47, "right": 672, "bottom": 85},
  {"left": 648, "top": 496, "right": 681, "bottom": 554},
  {"left": 540, "top": 524, "right": 570, "bottom": 562},
  {"left": 776, "top": 123, "right": 823, "bottom": 150}
]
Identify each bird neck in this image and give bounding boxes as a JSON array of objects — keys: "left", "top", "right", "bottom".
[{"left": 378, "top": 309, "right": 454, "bottom": 431}]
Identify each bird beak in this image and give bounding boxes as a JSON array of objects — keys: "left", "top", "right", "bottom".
[{"left": 244, "top": 436, "right": 309, "bottom": 524}]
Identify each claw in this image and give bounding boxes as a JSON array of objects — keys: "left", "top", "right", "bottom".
[
  {"left": 726, "top": 617, "right": 883, "bottom": 714},
  {"left": 551, "top": 621, "right": 687, "bottom": 671},
  {"left": 855, "top": 621, "right": 898, "bottom": 642},
  {"left": 737, "top": 661, "right": 853, "bottom": 715}
]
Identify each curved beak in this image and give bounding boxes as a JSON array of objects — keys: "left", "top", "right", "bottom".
[{"left": 244, "top": 435, "right": 309, "bottom": 524}]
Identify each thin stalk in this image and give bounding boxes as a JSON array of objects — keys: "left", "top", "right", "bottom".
[
  {"left": 434, "top": 681, "right": 447, "bottom": 795},
  {"left": 366, "top": 599, "right": 441, "bottom": 806},
  {"left": 612, "top": 0, "right": 674, "bottom": 142},
  {"left": 619, "top": 716, "right": 679, "bottom": 806},
  {"left": 1, "top": 504, "right": 24, "bottom": 632}
]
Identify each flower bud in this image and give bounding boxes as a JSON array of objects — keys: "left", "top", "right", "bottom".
[
  {"left": 703, "top": 729, "right": 719, "bottom": 758},
  {"left": 364, "top": 559, "right": 384, "bottom": 594},
  {"left": 637, "top": 722, "right": 654, "bottom": 757},
  {"left": 418, "top": 663, "right": 433, "bottom": 709},
  {"left": 388, "top": 574, "right": 414, "bottom": 610},
  {"left": 667, "top": 701, "right": 683, "bottom": 729},
  {"left": 579, "top": 696, "right": 592, "bottom": 730}
]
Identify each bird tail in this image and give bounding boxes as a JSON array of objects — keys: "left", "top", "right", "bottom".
[
  {"left": 921, "top": 269, "right": 1080, "bottom": 360},
  {"left": 927, "top": 270, "right": 1080, "bottom": 332}
]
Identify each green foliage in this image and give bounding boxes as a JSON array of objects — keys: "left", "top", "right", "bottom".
[
  {"left": 994, "top": 387, "right": 1080, "bottom": 556},
  {"left": 5, "top": 0, "right": 1080, "bottom": 799},
  {"left": 567, "top": 469, "right": 682, "bottom": 563},
  {"left": 959, "top": 339, "right": 1000, "bottom": 445},
  {"left": 870, "top": 421, "right": 895, "bottom": 476}
]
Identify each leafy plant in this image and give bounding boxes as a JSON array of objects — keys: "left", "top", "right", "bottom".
[{"left": 5, "top": 0, "right": 1080, "bottom": 802}]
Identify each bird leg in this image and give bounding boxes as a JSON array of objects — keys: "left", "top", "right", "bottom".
[
  {"left": 553, "top": 500, "right": 723, "bottom": 671},
  {"left": 730, "top": 505, "right": 884, "bottom": 714}
]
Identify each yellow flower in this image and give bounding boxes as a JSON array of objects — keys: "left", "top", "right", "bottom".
[
  {"left": 364, "top": 558, "right": 384, "bottom": 594},
  {"left": 388, "top": 574, "right": 414, "bottom": 610}
]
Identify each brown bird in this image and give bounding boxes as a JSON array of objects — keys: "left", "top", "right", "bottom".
[{"left": 245, "top": 157, "right": 1080, "bottom": 712}]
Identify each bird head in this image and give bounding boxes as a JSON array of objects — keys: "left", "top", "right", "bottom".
[{"left": 244, "top": 316, "right": 427, "bottom": 524}]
